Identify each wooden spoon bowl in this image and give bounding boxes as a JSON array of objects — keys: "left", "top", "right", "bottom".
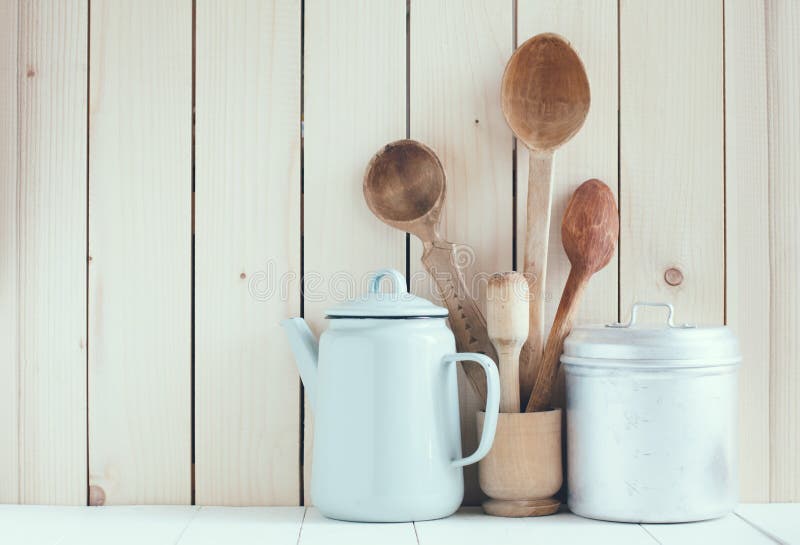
[
  {"left": 562, "top": 179, "right": 619, "bottom": 275},
  {"left": 363, "top": 140, "right": 445, "bottom": 241},
  {"left": 501, "top": 33, "right": 591, "bottom": 151}
]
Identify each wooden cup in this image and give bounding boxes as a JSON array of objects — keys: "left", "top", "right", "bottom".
[{"left": 476, "top": 409, "right": 562, "bottom": 517}]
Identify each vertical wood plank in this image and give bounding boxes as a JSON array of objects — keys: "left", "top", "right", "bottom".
[
  {"left": 766, "top": 0, "right": 800, "bottom": 502},
  {"left": 516, "top": 0, "right": 619, "bottom": 381},
  {"left": 619, "top": 0, "right": 724, "bottom": 325},
  {"left": 195, "top": 0, "right": 301, "bottom": 505},
  {"left": 0, "top": 0, "right": 18, "bottom": 504},
  {"left": 18, "top": 0, "right": 88, "bottom": 505},
  {"left": 303, "top": 0, "right": 407, "bottom": 502},
  {"left": 89, "top": 0, "right": 191, "bottom": 504},
  {"left": 409, "top": 0, "right": 513, "bottom": 504},
  {"left": 724, "top": 0, "right": 770, "bottom": 502}
]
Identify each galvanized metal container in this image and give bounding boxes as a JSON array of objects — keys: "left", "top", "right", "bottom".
[{"left": 563, "top": 302, "right": 741, "bottom": 523}]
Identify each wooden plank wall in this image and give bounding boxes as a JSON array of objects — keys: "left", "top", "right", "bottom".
[
  {"left": 0, "top": 0, "right": 19, "bottom": 504},
  {"left": 17, "top": 0, "right": 88, "bottom": 504},
  {"left": 620, "top": 0, "right": 725, "bottom": 326},
  {"left": 725, "top": 0, "right": 771, "bottom": 502},
  {"left": 88, "top": 0, "right": 192, "bottom": 504},
  {"left": 0, "top": 0, "right": 798, "bottom": 505},
  {"left": 194, "top": 0, "right": 301, "bottom": 506},
  {"left": 765, "top": 0, "right": 800, "bottom": 502}
]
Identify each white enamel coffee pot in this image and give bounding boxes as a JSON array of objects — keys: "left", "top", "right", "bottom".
[{"left": 282, "top": 268, "right": 500, "bottom": 522}]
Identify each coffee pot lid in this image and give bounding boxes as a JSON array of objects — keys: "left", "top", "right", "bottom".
[{"left": 326, "top": 269, "right": 448, "bottom": 318}]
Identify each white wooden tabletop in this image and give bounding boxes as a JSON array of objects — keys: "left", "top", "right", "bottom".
[{"left": 0, "top": 504, "right": 796, "bottom": 545}]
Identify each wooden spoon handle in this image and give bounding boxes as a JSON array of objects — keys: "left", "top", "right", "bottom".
[
  {"left": 526, "top": 268, "right": 588, "bottom": 412},
  {"left": 422, "top": 241, "right": 497, "bottom": 404},
  {"left": 519, "top": 150, "right": 555, "bottom": 402}
]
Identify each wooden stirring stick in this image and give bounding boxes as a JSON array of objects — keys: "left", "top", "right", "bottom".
[
  {"left": 486, "top": 272, "right": 530, "bottom": 413},
  {"left": 526, "top": 180, "right": 619, "bottom": 412}
]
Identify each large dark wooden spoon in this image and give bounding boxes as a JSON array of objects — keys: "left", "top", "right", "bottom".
[
  {"left": 526, "top": 179, "right": 618, "bottom": 412},
  {"left": 363, "top": 139, "right": 498, "bottom": 403},
  {"left": 501, "top": 33, "right": 591, "bottom": 404}
]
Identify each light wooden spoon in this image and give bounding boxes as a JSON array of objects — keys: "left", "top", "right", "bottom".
[
  {"left": 486, "top": 272, "right": 529, "bottom": 413},
  {"left": 526, "top": 179, "right": 618, "bottom": 412},
  {"left": 363, "top": 139, "right": 498, "bottom": 404},
  {"left": 501, "top": 33, "right": 590, "bottom": 404}
]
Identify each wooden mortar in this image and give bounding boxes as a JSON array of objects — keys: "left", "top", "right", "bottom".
[{"left": 476, "top": 410, "right": 562, "bottom": 517}]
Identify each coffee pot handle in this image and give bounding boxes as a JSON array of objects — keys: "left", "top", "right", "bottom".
[{"left": 443, "top": 353, "right": 500, "bottom": 467}]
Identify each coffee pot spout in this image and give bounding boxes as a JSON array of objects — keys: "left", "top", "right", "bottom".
[{"left": 281, "top": 317, "right": 319, "bottom": 409}]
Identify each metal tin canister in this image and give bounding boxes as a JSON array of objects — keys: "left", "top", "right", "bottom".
[{"left": 563, "top": 302, "right": 741, "bottom": 523}]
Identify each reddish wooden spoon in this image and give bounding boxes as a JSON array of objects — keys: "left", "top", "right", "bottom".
[{"left": 526, "top": 179, "right": 618, "bottom": 412}]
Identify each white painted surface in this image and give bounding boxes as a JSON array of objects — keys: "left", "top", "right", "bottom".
[
  {"left": 643, "top": 514, "right": 775, "bottom": 545},
  {"left": 299, "top": 508, "right": 418, "bottom": 545},
  {"left": 177, "top": 507, "right": 305, "bottom": 545},
  {"left": 416, "top": 508, "right": 656, "bottom": 545},
  {"left": 58, "top": 506, "right": 199, "bottom": 545},
  {"left": 0, "top": 506, "right": 197, "bottom": 545},
  {"left": 737, "top": 504, "right": 800, "bottom": 545},
  {"left": 0, "top": 506, "right": 86, "bottom": 545},
  {"left": 0, "top": 505, "right": 796, "bottom": 544}
]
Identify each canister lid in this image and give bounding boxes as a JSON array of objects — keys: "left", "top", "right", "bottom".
[
  {"left": 562, "top": 302, "right": 741, "bottom": 367},
  {"left": 326, "top": 268, "right": 448, "bottom": 318}
]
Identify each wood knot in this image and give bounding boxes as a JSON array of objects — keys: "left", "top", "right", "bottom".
[
  {"left": 240, "top": 272, "right": 247, "bottom": 279},
  {"left": 26, "top": 67, "right": 35, "bottom": 78},
  {"left": 664, "top": 267, "right": 684, "bottom": 286},
  {"left": 89, "top": 485, "right": 106, "bottom": 506}
]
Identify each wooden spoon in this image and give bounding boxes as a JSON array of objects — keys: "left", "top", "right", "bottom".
[
  {"left": 363, "top": 139, "right": 498, "bottom": 404},
  {"left": 526, "top": 179, "right": 618, "bottom": 412},
  {"left": 501, "top": 33, "right": 591, "bottom": 403},
  {"left": 486, "top": 272, "right": 529, "bottom": 413}
]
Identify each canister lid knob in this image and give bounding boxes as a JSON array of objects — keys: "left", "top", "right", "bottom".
[{"left": 606, "top": 302, "right": 695, "bottom": 329}]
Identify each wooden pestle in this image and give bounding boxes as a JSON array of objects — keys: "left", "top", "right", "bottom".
[{"left": 486, "top": 272, "right": 530, "bottom": 413}]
